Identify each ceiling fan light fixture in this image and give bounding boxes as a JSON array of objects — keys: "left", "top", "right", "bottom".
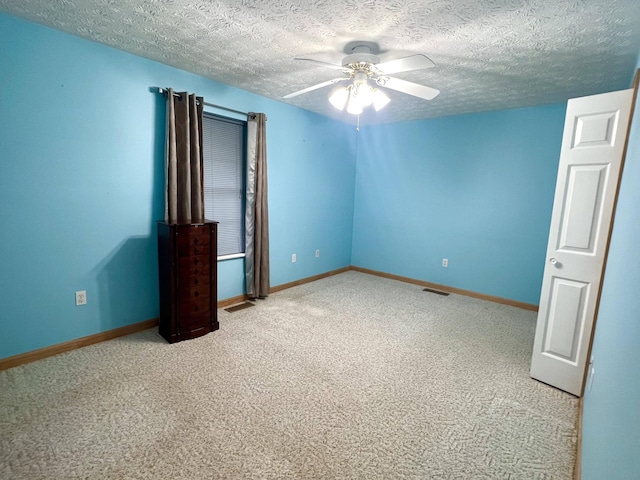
[
  {"left": 329, "top": 82, "right": 390, "bottom": 115},
  {"left": 354, "top": 81, "right": 375, "bottom": 107},
  {"left": 346, "top": 89, "right": 363, "bottom": 115},
  {"left": 287, "top": 43, "right": 439, "bottom": 117},
  {"left": 373, "top": 89, "right": 391, "bottom": 111},
  {"left": 329, "top": 86, "right": 350, "bottom": 111}
]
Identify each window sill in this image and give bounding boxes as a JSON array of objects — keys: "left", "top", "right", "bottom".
[{"left": 217, "top": 253, "right": 245, "bottom": 261}]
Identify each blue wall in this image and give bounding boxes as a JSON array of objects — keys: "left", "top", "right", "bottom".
[
  {"left": 581, "top": 61, "right": 640, "bottom": 480},
  {"left": 0, "top": 13, "right": 356, "bottom": 359},
  {"left": 351, "top": 105, "right": 566, "bottom": 305}
]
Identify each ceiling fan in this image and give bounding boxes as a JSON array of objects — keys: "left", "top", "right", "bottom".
[{"left": 283, "top": 41, "right": 440, "bottom": 115}]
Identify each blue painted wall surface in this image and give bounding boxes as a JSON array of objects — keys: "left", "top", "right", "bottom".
[
  {"left": 581, "top": 61, "right": 640, "bottom": 480},
  {"left": 268, "top": 111, "right": 356, "bottom": 287},
  {"left": 351, "top": 105, "right": 566, "bottom": 304},
  {"left": 0, "top": 13, "right": 356, "bottom": 359}
]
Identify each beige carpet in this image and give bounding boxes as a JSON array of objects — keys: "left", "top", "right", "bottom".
[{"left": 0, "top": 271, "right": 578, "bottom": 479}]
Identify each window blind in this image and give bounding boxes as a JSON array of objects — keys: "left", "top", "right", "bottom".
[{"left": 202, "top": 114, "right": 246, "bottom": 256}]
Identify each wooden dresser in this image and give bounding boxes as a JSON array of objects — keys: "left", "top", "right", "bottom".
[{"left": 157, "top": 220, "right": 219, "bottom": 343}]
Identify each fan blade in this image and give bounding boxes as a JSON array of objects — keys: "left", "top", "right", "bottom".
[
  {"left": 283, "top": 78, "right": 347, "bottom": 99},
  {"left": 375, "top": 54, "right": 435, "bottom": 74},
  {"left": 294, "top": 58, "right": 349, "bottom": 71},
  {"left": 378, "top": 76, "right": 440, "bottom": 100}
]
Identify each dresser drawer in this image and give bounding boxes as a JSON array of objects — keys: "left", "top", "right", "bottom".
[
  {"left": 178, "top": 311, "right": 212, "bottom": 333},
  {"left": 177, "top": 232, "right": 211, "bottom": 257},
  {"left": 176, "top": 224, "right": 211, "bottom": 236},
  {"left": 178, "top": 254, "right": 211, "bottom": 273},
  {"left": 178, "top": 270, "right": 210, "bottom": 289},
  {"left": 179, "top": 295, "right": 211, "bottom": 316},
  {"left": 178, "top": 284, "right": 211, "bottom": 304}
]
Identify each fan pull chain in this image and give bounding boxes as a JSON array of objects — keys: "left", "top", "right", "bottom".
[{"left": 356, "top": 114, "right": 360, "bottom": 132}]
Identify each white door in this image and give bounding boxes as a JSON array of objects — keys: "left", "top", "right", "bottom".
[{"left": 530, "top": 89, "right": 634, "bottom": 396}]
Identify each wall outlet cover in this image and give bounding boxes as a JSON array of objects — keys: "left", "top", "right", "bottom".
[{"left": 75, "top": 290, "right": 87, "bottom": 306}]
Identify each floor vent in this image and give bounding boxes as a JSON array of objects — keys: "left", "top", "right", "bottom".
[
  {"left": 224, "top": 302, "right": 255, "bottom": 313},
  {"left": 423, "top": 288, "right": 449, "bottom": 296}
]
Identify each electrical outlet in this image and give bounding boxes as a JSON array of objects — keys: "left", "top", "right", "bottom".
[
  {"left": 292, "top": 253, "right": 296, "bottom": 263},
  {"left": 75, "top": 290, "right": 87, "bottom": 306},
  {"left": 315, "top": 249, "right": 320, "bottom": 258},
  {"left": 442, "top": 258, "right": 448, "bottom": 267}
]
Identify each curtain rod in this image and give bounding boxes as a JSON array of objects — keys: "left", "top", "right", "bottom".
[{"left": 157, "top": 87, "right": 249, "bottom": 117}]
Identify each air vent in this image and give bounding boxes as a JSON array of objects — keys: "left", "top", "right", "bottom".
[
  {"left": 423, "top": 288, "right": 449, "bottom": 296},
  {"left": 224, "top": 302, "right": 255, "bottom": 313}
]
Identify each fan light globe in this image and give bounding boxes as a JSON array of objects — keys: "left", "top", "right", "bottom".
[
  {"left": 329, "top": 78, "right": 391, "bottom": 115},
  {"left": 329, "top": 87, "right": 350, "bottom": 111},
  {"left": 354, "top": 81, "right": 374, "bottom": 107},
  {"left": 373, "top": 89, "right": 391, "bottom": 111},
  {"left": 346, "top": 89, "right": 363, "bottom": 115}
]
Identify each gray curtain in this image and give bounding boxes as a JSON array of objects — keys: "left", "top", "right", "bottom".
[
  {"left": 245, "top": 113, "right": 270, "bottom": 299},
  {"left": 165, "top": 88, "right": 205, "bottom": 223}
]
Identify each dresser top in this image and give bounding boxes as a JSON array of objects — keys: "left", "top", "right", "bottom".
[{"left": 158, "top": 219, "right": 218, "bottom": 226}]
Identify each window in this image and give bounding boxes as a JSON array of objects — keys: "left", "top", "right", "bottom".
[{"left": 202, "top": 113, "right": 247, "bottom": 258}]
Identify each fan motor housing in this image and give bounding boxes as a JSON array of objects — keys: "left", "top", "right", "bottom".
[{"left": 342, "top": 53, "right": 379, "bottom": 67}]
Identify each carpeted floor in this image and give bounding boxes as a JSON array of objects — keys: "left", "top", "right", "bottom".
[{"left": 0, "top": 271, "right": 578, "bottom": 479}]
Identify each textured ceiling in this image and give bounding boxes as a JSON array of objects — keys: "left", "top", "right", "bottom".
[{"left": 2, "top": 0, "right": 640, "bottom": 124}]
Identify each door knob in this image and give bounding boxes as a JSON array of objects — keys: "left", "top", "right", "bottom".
[{"left": 550, "top": 258, "right": 558, "bottom": 265}]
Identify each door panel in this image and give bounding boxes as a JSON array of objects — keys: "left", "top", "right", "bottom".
[
  {"left": 558, "top": 164, "right": 608, "bottom": 252},
  {"left": 572, "top": 111, "right": 619, "bottom": 148},
  {"left": 543, "top": 278, "right": 588, "bottom": 363},
  {"left": 531, "top": 89, "right": 633, "bottom": 396}
]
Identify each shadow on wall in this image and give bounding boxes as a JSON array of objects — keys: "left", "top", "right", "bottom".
[
  {"left": 92, "top": 236, "right": 160, "bottom": 331},
  {"left": 86, "top": 90, "right": 167, "bottom": 333}
]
